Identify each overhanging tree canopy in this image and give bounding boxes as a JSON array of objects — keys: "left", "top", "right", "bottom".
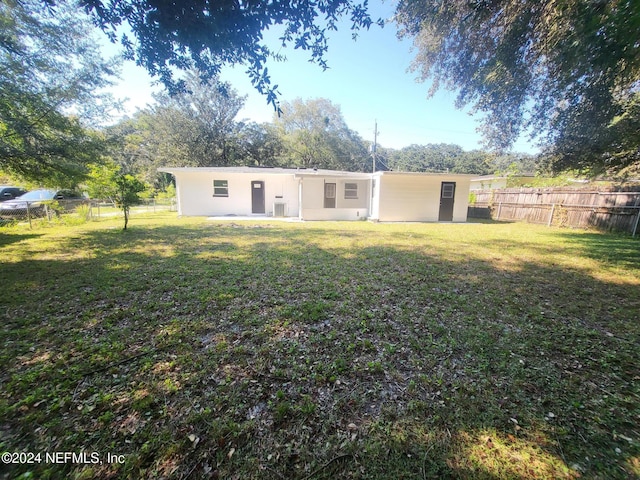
[
  {"left": 395, "top": 0, "right": 640, "bottom": 174},
  {"left": 1, "top": 0, "right": 119, "bottom": 185},
  {"left": 45, "top": 0, "right": 381, "bottom": 110}
]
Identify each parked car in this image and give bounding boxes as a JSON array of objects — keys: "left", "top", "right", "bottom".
[
  {"left": 0, "top": 186, "right": 27, "bottom": 202},
  {"left": 0, "top": 189, "right": 85, "bottom": 219}
]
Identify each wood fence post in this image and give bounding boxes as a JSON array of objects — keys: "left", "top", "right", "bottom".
[
  {"left": 548, "top": 203, "right": 556, "bottom": 227},
  {"left": 632, "top": 207, "right": 640, "bottom": 237},
  {"left": 497, "top": 202, "right": 502, "bottom": 220}
]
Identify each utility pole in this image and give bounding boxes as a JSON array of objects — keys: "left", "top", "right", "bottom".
[{"left": 372, "top": 120, "right": 378, "bottom": 173}]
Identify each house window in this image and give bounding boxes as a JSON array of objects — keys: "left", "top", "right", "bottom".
[
  {"left": 213, "top": 180, "right": 229, "bottom": 197},
  {"left": 344, "top": 183, "right": 358, "bottom": 199},
  {"left": 441, "top": 183, "right": 455, "bottom": 199}
]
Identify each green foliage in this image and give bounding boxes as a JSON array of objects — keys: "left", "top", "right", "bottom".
[
  {"left": 104, "top": 72, "right": 286, "bottom": 184},
  {"left": 107, "top": 87, "right": 539, "bottom": 178},
  {"left": 396, "top": 0, "right": 640, "bottom": 174},
  {"left": 85, "top": 162, "right": 121, "bottom": 201},
  {"left": 386, "top": 143, "right": 538, "bottom": 175},
  {"left": 505, "top": 174, "right": 584, "bottom": 189},
  {"left": 0, "top": 0, "right": 119, "bottom": 184},
  {"left": 238, "top": 122, "right": 285, "bottom": 167},
  {"left": 52, "top": 0, "right": 380, "bottom": 111},
  {"left": 114, "top": 174, "right": 145, "bottom": 230},
  {"left": 274, "top": 98, "right": 369, "bottom": 171},
  {"left": 387, "top": 143, "right": 464, "bottom": 173},
  {"left": 107, "top": 94, "right": 373, "bottom": 179},
  {"left": 155, "top": 184, "right": 175, "bottom": 200},
  {"left": 85, "top": 162, "right": 145, "bottom": 229},
  {"left": 143, "top": 71, "right": 247, "bottom": 168}
]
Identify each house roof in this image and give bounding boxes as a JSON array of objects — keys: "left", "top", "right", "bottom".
[
  {"left": 159, "top": 166, "right": 475, "bottom": 179},
  {"left": 374, "top": 171, "right": 476, "bottom": 178},
  {"left": 470, "top": 175, "right": 506, "bottom": 181},
  {"left": 158, "top": 166, "right": 371, "bottom": 178}
]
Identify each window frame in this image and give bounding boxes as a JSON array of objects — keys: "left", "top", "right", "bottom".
[
  {"left": 213, "top": 179, "right": 229, "bottom": 197},
  {"left": 441, "top": 183, "right": 455, "bottom": 199},
  {"left": 344, "top": 182, "right": 358, "bottom": 199}
]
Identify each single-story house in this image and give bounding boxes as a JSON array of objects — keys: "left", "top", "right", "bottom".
[
  {"left": 470, "top": 175, "right": 509, "bottom": 191},
  {"left": 158, "top": 166, "right": 473, "bottom": 222}
]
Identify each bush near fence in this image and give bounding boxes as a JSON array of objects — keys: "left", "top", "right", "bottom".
[
  {"left": 0, "top": 198, "right": 176, "bottom": 227},
  {"left": 468, "top": 187, "right": 640, "bottom": 235}
]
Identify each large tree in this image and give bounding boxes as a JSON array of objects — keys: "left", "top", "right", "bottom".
[
  {"left": 149, "top": 72, "right": 247, "bottom": 167},
  {"left": 384, "top": 143, "right": 538, "bottom": 175},
  {"left": 395, "top": 0, "right": 640, "bottom": 174},
  {"left": 388, "top": 144, "right": 465, "bottom": 173},
  {"left": 0, "top": 0, "right": 119, "bottom": 184},
  {"left": 108, "top": 72, "right": 247, "bottom": 184},
  {"left": 238, "top": 122, "right": 285, "bottom": 167},
  {"left": 274, "top": 98, "right": 369, "bottom": 171},
  {"left": 45, "top": 0, "right": 380, "bottom": 111}
]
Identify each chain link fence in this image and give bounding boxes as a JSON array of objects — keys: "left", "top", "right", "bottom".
[{"left": 0, "top": 198, "right": 177, "bottom": 228}]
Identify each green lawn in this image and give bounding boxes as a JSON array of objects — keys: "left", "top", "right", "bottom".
[{"left": 1, "top": 214, "right": 638, "bottom": 479}]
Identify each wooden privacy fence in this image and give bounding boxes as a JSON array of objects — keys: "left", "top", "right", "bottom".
[{"left": 468, "top": 187, "right": 640, "bottom": 236}]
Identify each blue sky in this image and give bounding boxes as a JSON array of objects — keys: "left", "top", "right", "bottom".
[{"left": 106, "top": 0, "right": 537, "bottom": 154}]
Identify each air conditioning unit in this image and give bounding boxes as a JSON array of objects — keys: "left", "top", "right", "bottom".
[{"left": 273, "top": 202, "right": 286, "bottom": 217}]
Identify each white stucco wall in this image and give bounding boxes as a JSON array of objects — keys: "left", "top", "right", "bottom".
[
  {"left": 299, "top": 176, "right": 370, "bottom": 220},
  {"left": 172, "top": 171, "right": 299, "bottom": 217},
  {"left": 372, "top": 173, "right": 472, "bottom": 222},
  {"left": 162, "top": 167, "right": 471, "bottom": 222}
]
